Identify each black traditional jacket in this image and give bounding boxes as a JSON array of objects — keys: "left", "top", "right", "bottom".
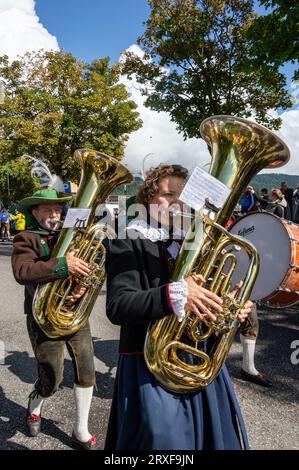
[{"left": 106, "top": 230, "right": 175, "bottom": 353}]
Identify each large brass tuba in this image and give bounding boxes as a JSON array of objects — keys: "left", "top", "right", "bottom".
[
  {"left": 144, "top": 115, "right": 290, "bottom": 393},
  {"left": 33, "top": 148, "right": 133, "bottom": 338}
]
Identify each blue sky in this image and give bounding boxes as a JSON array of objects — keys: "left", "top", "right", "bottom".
[{"left": 35, "top": 0, "right": 150, "bottom": 64}]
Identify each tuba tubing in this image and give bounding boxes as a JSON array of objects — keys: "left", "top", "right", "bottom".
[
  {"left": 33, "top": 149, "right": 133, "bottom": 338},
  {"left": 144, "top": 115, "right": 290, "bottom": 393}
]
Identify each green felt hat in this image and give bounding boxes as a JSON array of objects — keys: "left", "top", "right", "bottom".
[{"left": 18, "top": 188, "right": 73, "bottom": 215}]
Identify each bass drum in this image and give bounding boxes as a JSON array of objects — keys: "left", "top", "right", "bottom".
[{"left": 229, "top": 211, "right": 299, "bottom": 308}]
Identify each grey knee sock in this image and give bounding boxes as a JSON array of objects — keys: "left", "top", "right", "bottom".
[
  {"left": 73, "top": 384, "right": 93, "bottom": 442},
  {"left": 28, "top": 389, "right": 44, "bottom": 416},
  {"left": 240, "top": 334, "right": 259, "bottom": 375}
]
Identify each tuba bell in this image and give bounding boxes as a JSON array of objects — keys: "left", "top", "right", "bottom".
[
  {"left": 33, "top": 148, "right": 133, "bottom": 338},
  {"left": 144, "top": 115, "right": 290, "bottom": 393}
]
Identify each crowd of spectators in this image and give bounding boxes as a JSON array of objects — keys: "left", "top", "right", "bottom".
[
  {"left": 240, "top": 181, "right": 299, "bottom": 222},
  {"left": 0, "top": 204, "right": 26, "bottom": 241}
]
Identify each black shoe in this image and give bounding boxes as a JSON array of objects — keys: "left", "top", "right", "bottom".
[
  {"left": 241, "top": 369, "right": 273, "bottom": 388},
  {"left": 26, "top": 390, "right": 42, "bottom": 437},
  {"left": 71, "top": 432, "right": 97, "bottom": 450}
]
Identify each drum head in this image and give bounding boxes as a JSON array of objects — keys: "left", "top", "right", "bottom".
[{"left": 229, "top": 212, "right": 291, "bottom": 301}]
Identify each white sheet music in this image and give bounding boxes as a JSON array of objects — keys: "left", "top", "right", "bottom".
[
  {"left": 63, "top": 208, "right": 91, "bottom": 229},
  {"left": 179, "top": 166, "right": 231, "bottom": 211}
]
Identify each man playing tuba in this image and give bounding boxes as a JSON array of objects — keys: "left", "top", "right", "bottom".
[{"left": 11, "top": 188, "right": 97, "bottom": 450}]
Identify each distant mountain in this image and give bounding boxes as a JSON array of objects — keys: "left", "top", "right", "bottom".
[
  {"left": 252, "top": 174, "right": 299, "bottom": 193},
  {"left": 112, "top": 173, "right": 299, "bottom": 197}
]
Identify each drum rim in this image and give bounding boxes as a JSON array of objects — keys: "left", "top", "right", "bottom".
[{"left": 230, "top": 211, "right": 292, "bottom": 301}]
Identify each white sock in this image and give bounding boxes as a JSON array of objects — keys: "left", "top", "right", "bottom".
[
  {"left": 240, "top": 334, "right": 259, "bottom": 376},
  {"left": 73, "top": 384, "right": 93, "bottom": 442},
  {"left": 28, "top": 390, "right": 44, "bottom": 416}
]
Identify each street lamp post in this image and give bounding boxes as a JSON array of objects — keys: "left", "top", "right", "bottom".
[
  {"left": 142, "top": 153, "right": 154, "bottom": 180},
  {"left": 6, "top": 170, "right": 10, "bottom": 199}
]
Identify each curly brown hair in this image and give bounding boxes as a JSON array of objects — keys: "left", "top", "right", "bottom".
[{"left": 136, "top": 164, "right": 188, "bottom": 208}]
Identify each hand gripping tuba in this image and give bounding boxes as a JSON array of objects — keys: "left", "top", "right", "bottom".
[
  {"left": 144, "top": 116, "right": 290, "bottom": 393},
  {"left": 33, "top": 149, "right": 133, "bottom": 338}
]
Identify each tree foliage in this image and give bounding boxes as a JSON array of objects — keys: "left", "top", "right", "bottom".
[
  {"left": 0, "top": 158, "right": 39, "bottom": 206},
  {"left": 122, "top": 0, "right": 293, "bottom": 138},
  {"left": 0, "top": 50, "right": 142, "bottom": 182},
  {"left": 246, "top": 1, "right": 299, "bottom": 81}
]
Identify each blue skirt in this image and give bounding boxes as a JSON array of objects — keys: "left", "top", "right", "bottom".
[{"left": 105, "top": 355, "right": 249, "bottom": 450}]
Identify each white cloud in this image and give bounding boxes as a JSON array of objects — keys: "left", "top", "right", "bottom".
[
  {"left": 123, "top": 45, "right": 299, "bottom": 177},
  {"left": 122, "top": 74, "right": 210, "bottom": 176},
  {"left": 0, "top": 0, "right": 59, "bottom": 59},
  {"left": 273, "top": 109, "right": 299, "bottom": 175},
  {"left": 122, "top": 46, "right": 210, "bottom": 176}
]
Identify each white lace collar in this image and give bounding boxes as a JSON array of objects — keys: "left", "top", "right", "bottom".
[{"left": 127, "top": 219, "right": 184, "bottom": 242}]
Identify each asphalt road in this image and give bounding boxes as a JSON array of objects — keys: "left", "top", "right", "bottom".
[{"left": 0, "top": 240, "right": 298, "bottom": 450}]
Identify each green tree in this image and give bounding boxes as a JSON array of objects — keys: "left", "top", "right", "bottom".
[
  {"left": 0, "top": 158, "right": 39, "bottom": 206},
  {"left": 246, "top": 1, "right": 299, "bottom": 80},
  {"left": 0, "top": 50, "right": 142, "bottom": 182},
  {"left": 122, "top": 0, "right": 293, "bottom": 138}
]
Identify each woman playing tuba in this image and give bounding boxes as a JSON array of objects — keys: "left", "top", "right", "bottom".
[
  {"left": 105, "top": 115, "right": 290, "bottom": 450},
  {"left": 105, "top": 163, "right": 253, "bottom": 451}
]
